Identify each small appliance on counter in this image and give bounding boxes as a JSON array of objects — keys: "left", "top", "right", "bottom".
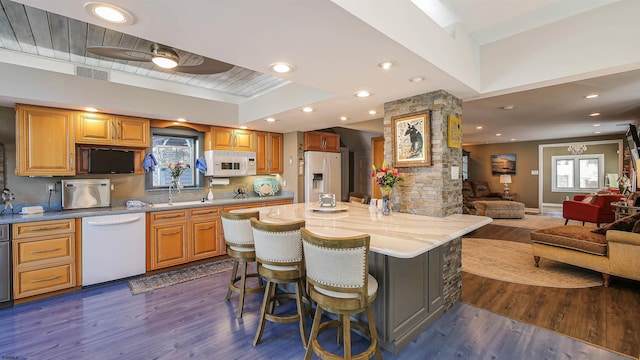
[{"left": 61, "top": 179, "right": 111, "bottom": 210}]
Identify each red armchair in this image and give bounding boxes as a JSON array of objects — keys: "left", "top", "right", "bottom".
[{"left": 563, "top": 194, "right": 625, "bottom": 227}]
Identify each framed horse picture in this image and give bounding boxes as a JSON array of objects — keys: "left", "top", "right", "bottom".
[{"left": 392, "top": 111, "right": 431, "bottom": 167}]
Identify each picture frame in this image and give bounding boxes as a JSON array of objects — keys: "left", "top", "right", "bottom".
[
  {"left": 392, "top": 111, "right": 430, "bottom": 167},
  {"left": 491, "top": 154, "right": 516, "bottom": 175},
  {"left": 447, "top": 116, "right": 462, "bottom": 148}
]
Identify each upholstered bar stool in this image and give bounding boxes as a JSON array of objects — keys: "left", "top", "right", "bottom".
[
  {"left": 250, "top": 218, "right": 310, "bottom": 347},
  {"left": 301, "top": 228, "right": 382, "bottom": 360},
  {"left": 220, "top": 210, "right": 264, "bottom": 318}
]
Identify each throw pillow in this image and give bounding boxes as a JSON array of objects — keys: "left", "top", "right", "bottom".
[
  {"left": 592, "top": 212, "right": 640, "bottom": 234},
  {"left": 581, "top": 194, "right": 598, "bottom": 204}
]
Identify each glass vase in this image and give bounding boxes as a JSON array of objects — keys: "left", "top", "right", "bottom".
[{"left": 381, "top": 187, "right": 392, "bottom": 215}]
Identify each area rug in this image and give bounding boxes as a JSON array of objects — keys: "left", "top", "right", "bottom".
[
  {"left": 462, "top": 238, "right": 602, "bottom": 288},
  {"left": 489, "top": 214, "right": 597, "bottom": 230},
  {"left": 129, "top": 258, "right": 234, "bottom": 295}
]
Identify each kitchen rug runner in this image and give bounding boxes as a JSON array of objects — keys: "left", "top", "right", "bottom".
[
  {"left": 462, "top": 238, "right": 602, "bottom": 288},
  {"left": 129, "top": 258, "right": 234, "bottom": 295}
]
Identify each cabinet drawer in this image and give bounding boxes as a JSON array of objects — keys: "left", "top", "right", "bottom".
[
  {"left": 14, "top": 263, "right": 75, "bottom": 299},
  {"left": 150, "top": 210, "right": 188, "bottom": 222},
  {"left": 13, "top": 219, "right": 75, "bottom": 239},
  {"left": 14, "top": 235, "right": 74, "bottom": 267},
  {"left": 190, "top": 207, "right": 220, "bottom": 218}
]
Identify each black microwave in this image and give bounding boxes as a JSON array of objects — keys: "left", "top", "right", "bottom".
[{"left": 88, "top": 148, "right": 135, "bottom": 174}]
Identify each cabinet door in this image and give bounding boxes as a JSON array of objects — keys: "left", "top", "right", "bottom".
[
  {"left": 255, "top": 131, "right": 269, "bottom": 174},
  {"left": 233, "top": 129, "right": 256, "bottom": 152},
  {"left": 115, "top": 116, "right": 150, "bottom": 147},
  {"left": 304, "top": 131, "right": 325, "bottom": 151},
  {"left": 210, "top": 127, "right": 235, "bottom": 150},
  {"left": 149, "top": 222, "right": 189, "bottom": 270},
  {"left": 323, "top": 133, "right": 340, "bottom": 152},
  {"left": 16, "top": 105, "right": 75, "bottom": 176},
  {"left": 75, "top": 112, "right": 114, "bottom": 144},
  {"left": 269, "top": 132, "right": 284, "bottom": 173},
  {"left": 191, "top": 218, "right": 221, "bottom": 260}
]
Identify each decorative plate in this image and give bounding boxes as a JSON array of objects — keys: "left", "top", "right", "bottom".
[{"left": 254, "top": 178, "right": 279, "bottom": 196}]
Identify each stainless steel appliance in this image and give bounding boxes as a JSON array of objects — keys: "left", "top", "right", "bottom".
[
  {"left": 61, "top": 179, "right": 111, "bottom": 210},
  {"left": 304, "top": 151, "right": 341, "bottom": 203},
  {"left": 204, "top": 150, "right": 256, "bottom": 177},
  {"left": 0, "top": 224, "right": 10, "bottom": 304},
  {"left": 82, "top": 213, "right": 146, "bottom": 286}
]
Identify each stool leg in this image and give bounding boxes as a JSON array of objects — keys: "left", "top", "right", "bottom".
[
  {"left": 366, "top": 306, "right": 383, "bottom": 360},
  {"left": 253, "top": 281, "right": 274, "bottom": 346},
  {"left": 225, "top": 259, "right": 239, "bottom": 301},
  {"left": 236, "top": 261, "right": 249, "bottom": 318},
  {"left": 305, "top": 305, "right": 324, "bottom": 360},
  {"left": 343, "top": 314, "right": 351, "bottom": 360},
  {"left": 295, "top": 280, "right": 308, "bottom": 347}
]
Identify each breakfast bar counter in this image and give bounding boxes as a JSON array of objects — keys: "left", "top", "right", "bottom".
[{"left": 244, "top": 202, "right": 492, "bottom": 353}]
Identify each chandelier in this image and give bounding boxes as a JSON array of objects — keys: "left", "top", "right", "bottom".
[{"left": 568, "top": 144, "right": 587, "bottom": 155}]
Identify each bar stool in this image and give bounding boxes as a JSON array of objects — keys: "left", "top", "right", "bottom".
[
  {"left": 250, "top": 218, "right": 310, "bottom": 347},
  {"left": 220, "top": 210, "right": 264, "bottom": 318},
  {"left": 301, "top": 228, "right": 382, "bottom": 360}
]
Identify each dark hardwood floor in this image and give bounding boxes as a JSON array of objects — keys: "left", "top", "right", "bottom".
[
  {"left": 0, "top": 222, "right": 635, "bottom": 359},
  {"left": 463, "top": 223, "right": 640, "bottom": 358}
]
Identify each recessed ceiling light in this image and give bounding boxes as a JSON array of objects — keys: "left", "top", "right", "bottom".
[
  {"left": 595, "top": 131, "right": 601, "bottom": 134},
  {"left": 510, "top": 138, "right": 516, "bottom": 141},
  {"left": 269, "top": 62, "right": 295, "bottom": 73},
  {"left": 476, "top": 126, "right": 483, "bottom": 130},
  {"left": 589, "top": 112, "right": 601, "bottom": 117},
  {"left": 368, "top": 110, "right": 377, "bottom": 115},
  {"left": 265, "top": 117, "right": 276, "bottom": 122},
  {"left": 302, "top": 107, "right": 314, "bottom": 113},
  {"left": 501, "top": 105, "right": 514, "bottom": 110},
  {"left": 84, "top": 107, "right": 98, "bottom": 112},
  {"left": 409, "top": 76, "right": 424, "bottom": 83},
  {"left": 585, "top": 94, "right": 599, "bottom": 99},
  {"left": 354, "top": 90, "right": 371, "bottom": 98},
  {"left": 593, "top": 123, "right": 601, "bottom": 127},
  {"left": 84, "top": 2, "right": 135, "bottom": 24},
  {"left": 176, "top": 118, "right": 187, "bottom": 122},
  {"left": 339, "top": 116, "right": 348, "bottom": 121},
  {"left": 378, "top": 61, "right": 394, "bottom": 70},
  {"left": 240, "top": 126, "right": 248, "bottom": 129},
  {"left": 496, "top": 133, "right": 502, "bottom": 136}
]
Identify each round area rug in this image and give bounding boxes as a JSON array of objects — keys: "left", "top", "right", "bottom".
[{"left": 462, "top": 238, "right": 603, "bottom": 288}]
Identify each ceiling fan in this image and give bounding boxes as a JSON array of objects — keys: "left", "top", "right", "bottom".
[{"left": 86, "top": 43, "right": 234, "bottom": 75}]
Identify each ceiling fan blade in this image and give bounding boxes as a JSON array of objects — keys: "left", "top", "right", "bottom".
[
  {"left": 174, "top": 57, "right": 234, "bottom": 75},
  {"left": 86, "top": 46, "right": 152, "bottom": 62}
]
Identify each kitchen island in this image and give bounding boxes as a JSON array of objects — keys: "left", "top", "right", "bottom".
[{"left": 241, "top": 202, "right": 492, "bottom": 353}]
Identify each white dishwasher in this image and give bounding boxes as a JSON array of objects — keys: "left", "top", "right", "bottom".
[{"left": 82, "top": 213, "right": 146, "bottom": 286}]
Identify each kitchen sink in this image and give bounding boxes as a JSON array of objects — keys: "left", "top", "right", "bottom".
[{"left": 152, "top": 200, "right": 211, "bottom": 208}]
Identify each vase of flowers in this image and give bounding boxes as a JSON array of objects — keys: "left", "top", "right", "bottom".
[
  {"left": 167, "top": 162, "right": 190, "bottom": 204},
  {"left": 371, "top": 161, "right": 403, "bottom": 215}
]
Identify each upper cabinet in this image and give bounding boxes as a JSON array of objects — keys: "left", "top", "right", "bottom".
[
  {"left": 304, "top": 131, "right": 340, "bottom": 152},
  {"left": 209, "top": 126, "right": 256, "bottom": 152},
  {"left": 15, "top": 104, "right": 75, "bottom": 176},
  {"left": 256, "top": 132, "right": 283, "bottom": 174},
  {"left": 76, "top": 112, "right": 149, "bottom": 147}
]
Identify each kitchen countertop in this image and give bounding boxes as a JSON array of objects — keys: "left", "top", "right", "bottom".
[
  {"left": 0, "top": 194, "right": 294, "bottom": 225},
  {"left": 239, "top": 202, "right": 492, "bottom": 259}
]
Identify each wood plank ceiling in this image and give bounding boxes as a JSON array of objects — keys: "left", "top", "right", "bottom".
[{"left": 0, "top": 0, "right": 288, "bottom": 98}]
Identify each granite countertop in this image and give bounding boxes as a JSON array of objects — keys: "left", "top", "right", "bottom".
[
  {"left": 0, "top": 194, "right": 294, "bottom": 225},
  {"left": 240, "top": 202, "right": 492, "bottom": 258}
]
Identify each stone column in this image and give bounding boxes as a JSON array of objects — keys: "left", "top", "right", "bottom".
[{"left": 383, "top": 89, "right": 463, "bottom": 309}]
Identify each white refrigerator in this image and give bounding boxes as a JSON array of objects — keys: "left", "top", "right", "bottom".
[{"left": 304, "top": 151, "right": 342, "bottom": 203}]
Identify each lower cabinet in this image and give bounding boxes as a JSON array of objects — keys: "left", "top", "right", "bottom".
[
  {"left": 147, "top": 207, "right": 222, "bottom": 271},
  {"left": 12, "top": 219, "right": 77, "bottom": 299}
]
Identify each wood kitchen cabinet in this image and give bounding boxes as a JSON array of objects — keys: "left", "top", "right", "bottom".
[
  {"left": 304, "top": 131, "right": 340, "bottom": 152},
  {"left": 15, "top": 104, "right": 76, "bottom": 176},
  {"left": 12, "top": 219, "right": 76, "bottom": 299},
  {"left": 147, "top": 210, "right": 189, "bottom": 271},
  {"left": 76, "top": 112, "right": 149, "bottom": 147},
  {"left": 256, "top": 131, "right": 283, "bottom": 174},
  {"left": 189, "top": 207, "right": 222, "bottom": 260},
  {"left": 209, "top": 126, "right": 256, "bottom": 152}
]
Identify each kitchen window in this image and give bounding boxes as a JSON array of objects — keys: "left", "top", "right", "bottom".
[
  {"left": 551, "top": 154, "right": 604, "bottom": 192},
  {"left": 146, "top": 128, "right": 204, "bottom": 190}
]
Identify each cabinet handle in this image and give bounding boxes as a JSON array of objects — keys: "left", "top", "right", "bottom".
[
  {"left": 29, "top": 226, "right": 61, "bottom": 232},
  {"left": 31, "top": 275, "right": 61, "bottom": 283},
  {"left": 162, "top": 231, "right": 181, "bottom": 235},
  {"left": 30, "top": 247, "right": 61, "bottom": 254},
  {"left": 117, "top": 122, "right": 122, "bottom": 140},
  {"left": 232, "top": 134, "right": 236, "bottom": 148},
  {"left": 197, "top": 226, "right": 214, "bottom": 231},
  {"left": 158, "top": 214, "right": 181, "bottom": 219},
  {"left": 195, "top": 211, "right": 216, "bottom": 215}
]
